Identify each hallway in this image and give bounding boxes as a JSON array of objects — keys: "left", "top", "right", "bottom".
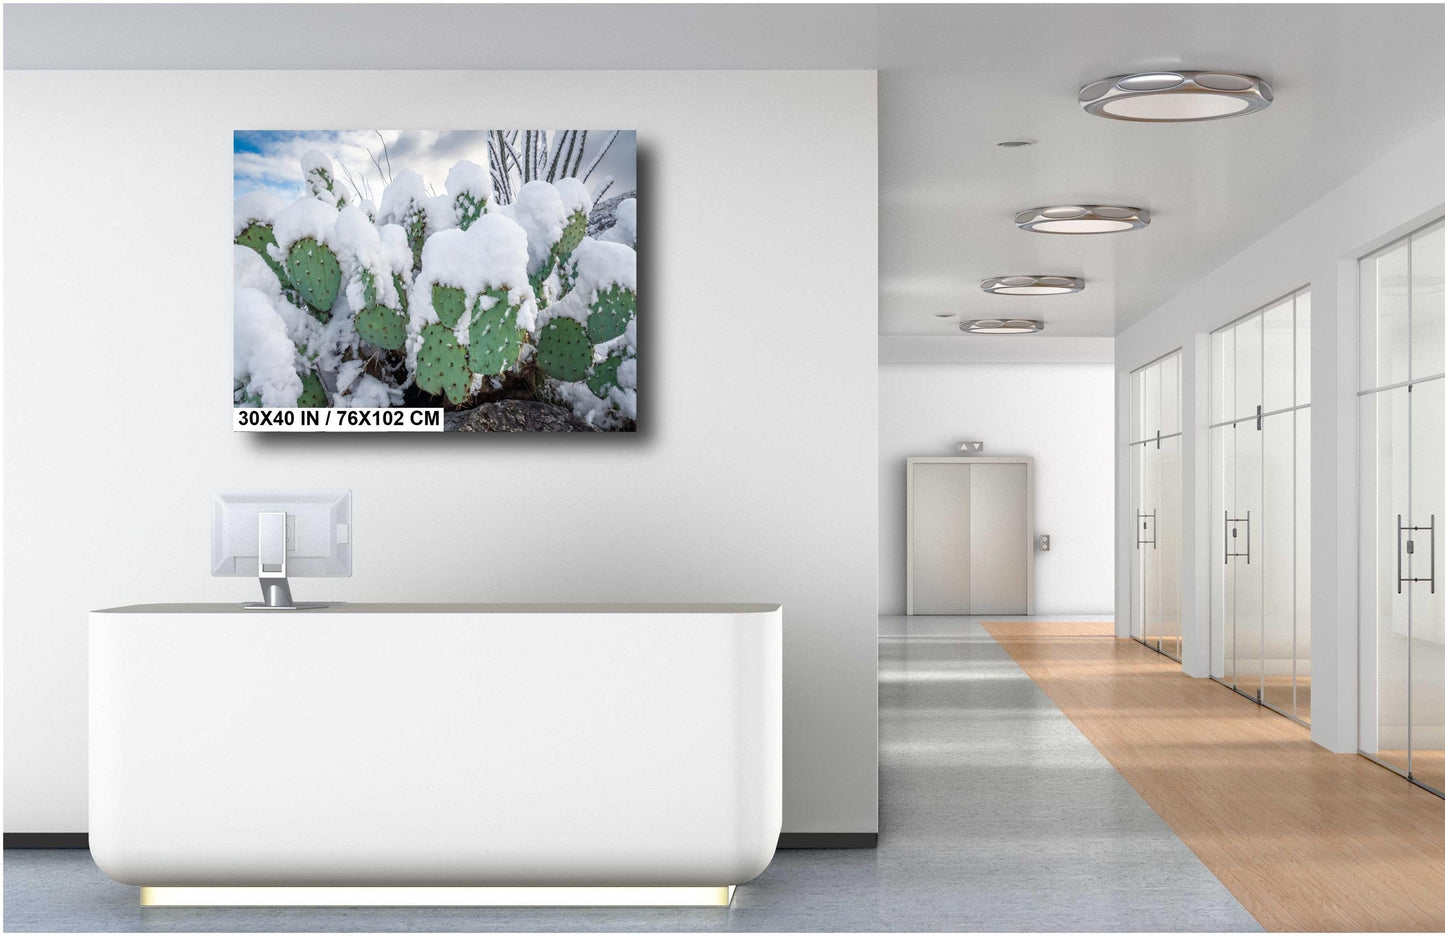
[{"left": 987, "top": 620, "right": 1445, "bottom": 932}]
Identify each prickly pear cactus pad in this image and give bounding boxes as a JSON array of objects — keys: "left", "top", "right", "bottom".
[
  {"left": 235, "top": 223, "right": 286, "bottom": 279},
  {"left": 285, "top": 237, "right": 342, "bottom": 315},
  {"left": 415, "top": 323, "right": 472, "bottom": 405},
  {"left": 536, "top": 317, "right": 592, "bottom": 382},
  {"left": 586, "top": 285, "right": 637, "bottom": 343},
  {"left": 431, "top": 284, "right": 468, "bottom": 329},
  {"left": 467, "top": 289, "right": 524, "bottom": 376},
  {"left": 356, "top": 305, "right": 408, "bottom": 351},
  {"left": 233, "top": 130, "right": 637, "bottom": 430},
  {"left": 587, "top": 351, "right": 625, "bottom": 397},
  {"left": 296, "top": 373, "right": 328, "bottom": 407}
]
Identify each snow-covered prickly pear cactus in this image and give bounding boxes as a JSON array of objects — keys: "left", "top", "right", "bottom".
[
  {"left": 445, "top": 160, "right": 491, "bottom": 232},
  {"left": 234, "top": 136, "right": 635, "bottom": 426},
  {"left": 404, "top": 215, "right": 535, "bottom": 404}
]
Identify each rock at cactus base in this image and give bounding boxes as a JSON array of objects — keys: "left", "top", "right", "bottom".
[
  {"left": 296, "top": 373, "right": 328, "bottom": 407},
  {"left": 444, "top": 399, "right": 600, "bottom": 432},
  {"left": 431, "top": 284, "right": 468, "bottom": 329},
  {"left": 415, "top": 323, "right": 472, "bottom": 405},
  {"left": 535, "top": 317, "right": 592, "bottom": 383},
  {"left": 586, "top": 285, "right": 637, "bottom": 343},
  {"left": 467, "top": 290, "right": 523, "bottom": 377},
  {"left": 356, "top": 305, "right": 408, "bottom": 351},
  {"left": 285, "top": 237, "right": 342, "bottom": 316}
]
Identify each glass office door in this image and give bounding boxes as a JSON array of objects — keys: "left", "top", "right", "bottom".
[
  {"left": 1360, "top": 218, "right": 1445, "bottom": 791},
  {"left": 1130, "top": 350, "right": 1183, "bottom": 662},
  {"left": 1210, "top": 289, "right": 1312, "bottom": 723}
]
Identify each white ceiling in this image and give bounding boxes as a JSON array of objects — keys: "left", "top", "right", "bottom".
[{"left": 10, "top": 3, "right": 1445, "bottom": 336}]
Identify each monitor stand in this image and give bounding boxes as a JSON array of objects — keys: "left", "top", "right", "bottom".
[
  {"left": 244, "top": 576, "right": 332, "bottom": 611},
  {"left": 243, "top": 511, "right": 332, "bottom": 610}
]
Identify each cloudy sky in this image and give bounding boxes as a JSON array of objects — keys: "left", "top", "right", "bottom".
[{"left": 233, "top": 130, "right": 637, "bottom": 206}]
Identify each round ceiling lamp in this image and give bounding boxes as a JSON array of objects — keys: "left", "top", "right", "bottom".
[
  {"left": 1079, "top": 71, "right": 1272, "bottom": 122},
  {"left": 959, "top": 319, "right": 1044, "bottom": 335},
  {"left": 981, "top": 275, "right": 1084, "bottom": 296},
  {"left": 1015, "top": 205, "right": 1150, "bottom": 234}
]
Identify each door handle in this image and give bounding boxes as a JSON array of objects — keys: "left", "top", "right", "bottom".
[
  {"left": 1399, "top": 514, "right": 1437, "bottom": 595},
  {"left": 1225, "top": 510, "right": 1250, "bottom": 565}
]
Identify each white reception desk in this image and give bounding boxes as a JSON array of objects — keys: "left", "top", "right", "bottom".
[{"left": 89, "top": 603, "right": 781, "bottom": 906}]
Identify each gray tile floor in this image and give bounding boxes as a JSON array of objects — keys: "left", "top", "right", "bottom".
[{"left": 3, "top": 615, "right": 1260, "bottom": 932}]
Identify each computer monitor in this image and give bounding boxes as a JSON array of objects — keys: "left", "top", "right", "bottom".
[{"left": 210, "top": 490, "right": 352, "bottom": 609}]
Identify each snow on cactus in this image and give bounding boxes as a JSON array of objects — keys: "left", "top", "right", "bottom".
[
  {"left": 406, "top": 214, "right": 535, "bottom": 404},
  {"left": 302, "top": 149, "right": 351, "bottom": 208},
  {"left": 232, "top": 130, "right": 637, "bottom": 430},
  {"left": 378, "top": 169, "right": 430, "bottom": 269},
  {"left": 234, "top": 287, "right": 305, "bottom": 407},
  {"left": 271, "top": 197, "right": 343, "bottom": 317},
  {"left": 533, "top": 238, "right": 637, "bottom": 427},
  {"left": 445, "top": 160, "right": 492, "bottom": 231},
  {"left": 597, "top": 197, "right": 636, "bottom": 247}
]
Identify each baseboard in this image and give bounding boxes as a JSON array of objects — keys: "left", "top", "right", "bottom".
[
  {"left": 776, "top": 832, "right": 877, "bottom": 848},
  {"left": 5, "top": 833, "right": 88, "bottom": 848},
  {"left": 8, "top": 831, "right": 879, "bottom": 850}
]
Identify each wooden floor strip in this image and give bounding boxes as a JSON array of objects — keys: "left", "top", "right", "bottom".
[{"left": 983, "top": 620, "right": 1445, "bottom": 933}]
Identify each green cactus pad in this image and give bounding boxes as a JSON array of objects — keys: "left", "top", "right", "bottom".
[
  {"left": 285, "top": 237, "right": 342, "bottom": 315},
  {"left": 527, "top": 257, "right": 555, "bottom": 311},
  {"left": 586, "top": 285, "right": 637, "bottom": 343},
  {"left": 359, "top": 269, "right": 378, "bottom": 308},
  {"left": 431, "top": 284, "right": 467, "bottom": 328},
  {"left": 393, "top": 273, "right": 409, "bottom": 313},
  {"left": 536, "top": 317, "right": 593, "bottom": 383},
  {"left": 236, "top": 223, "right": 288, "bottom": 283},
  {"left": 406, "top": 216, "right": 426, "bottom": 273},
  {"left": 356, "top": 305, "right": 408, "bottom": 351},
  {"left": 415, "top": 323, "right": 472, "bottom": 405},
  {"left": 586, "top": 352, "right": 626, "bottom": 397},
  {"left": 467, "top": 289, "right": 523, "bottom": 377},
  {"left": 296, "top": 373, "right": 328, "bottom": 407},
  {"left": 558, "top": 209, "right": 588, "bottom": 256},
  {"left": 454, "top": 192, "right": 487, "bottom": 231}
]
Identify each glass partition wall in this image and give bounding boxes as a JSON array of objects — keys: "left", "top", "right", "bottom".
[
  {"left": 1209, "top": 289, "right": 1312, "bottom": 723},
  {"left": 1130, "top": 351, "right": 1183, "bottom": 661},
  {"left": 1360, "top": 217, "right": 1445, "bottom": 794}
]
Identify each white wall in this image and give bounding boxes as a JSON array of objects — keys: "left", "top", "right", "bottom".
[
  {"left": 1114, "top": 109, "right": 1445, "bottom": 754},
  {"left": 2, "top": 70, "right": 879, "bottom": 834},
  {"left": 879, "top": 361, "right": 1115, "bottom": 615}
]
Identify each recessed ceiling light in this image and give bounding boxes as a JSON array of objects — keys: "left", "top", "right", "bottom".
[
  {"left": 1015, "top": 205, "right": 1150, "bottom": 234},
  {"left": 959, "top": 319, "right": 1044, "bottom": 335},
  {"left": 1079, "top": 71, "right": 1272, "bottom": 122},
  {"left": 981, "top": 275, "right": 1084, "bottom": 296}
]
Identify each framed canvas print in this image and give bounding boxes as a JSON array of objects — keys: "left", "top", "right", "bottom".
[{"left": 232, "top": 130, "right": 637, "bottom": 432}]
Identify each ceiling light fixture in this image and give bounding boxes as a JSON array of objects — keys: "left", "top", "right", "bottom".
[
  {"left": 996, "top": 139, "right": 1037, "bottom": 148},
  {"left": 1079, "top": 71, "right": 1272, "bottom": 122},
  {"left": 981, "top": 275, "right": 1084, "bottom": 296},
  {"left": 959, "top": 319, "right": 1044, "bottom": 335},
  {"left": 1015, "top": 205, "right": 1150, "bottom": 234}
]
